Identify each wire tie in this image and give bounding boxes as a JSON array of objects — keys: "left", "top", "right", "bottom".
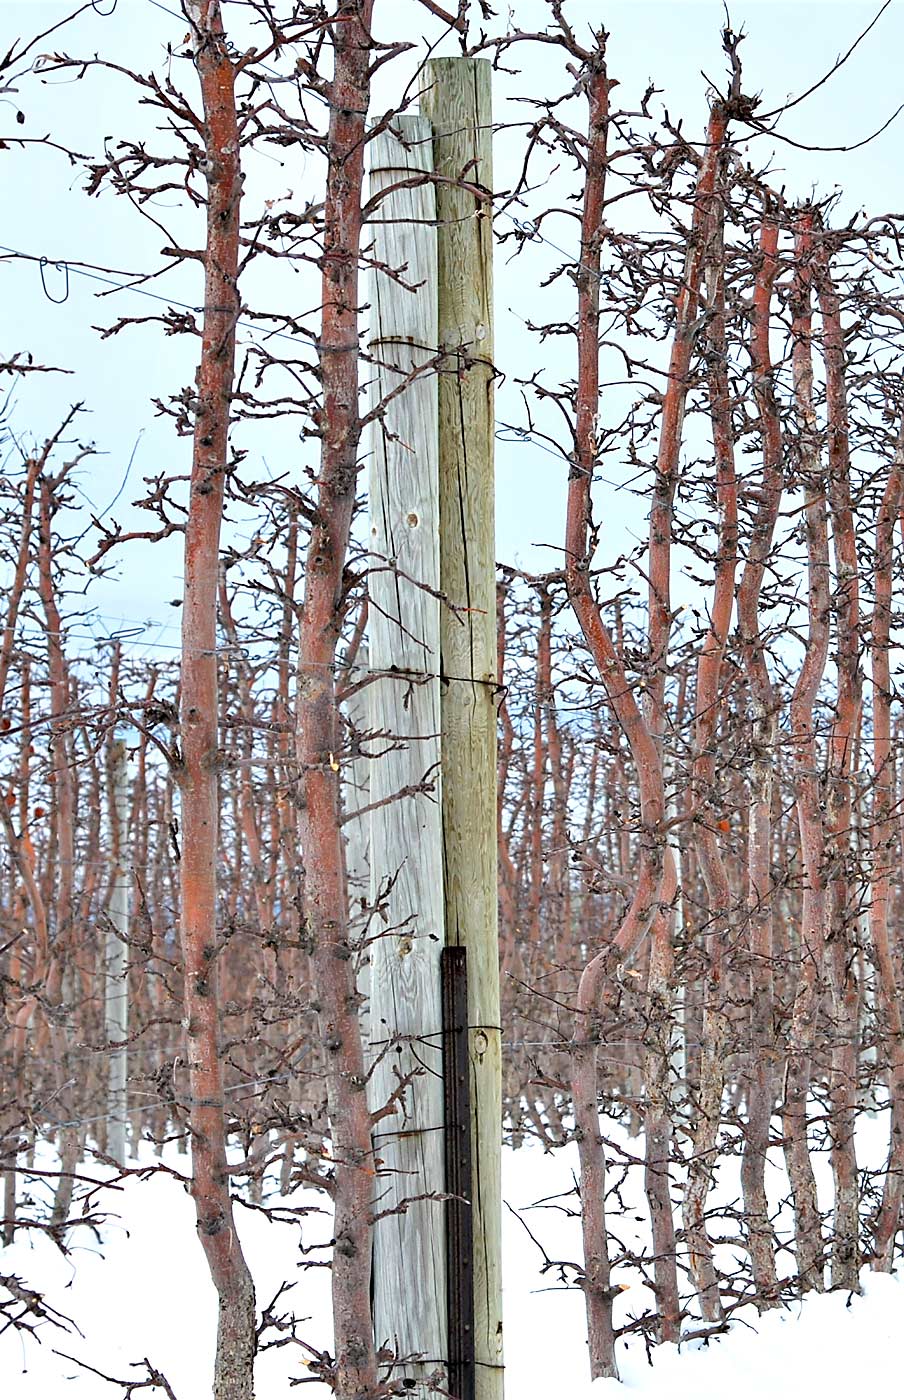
[{"left": 39, "top": 257, "right": 70, "bottom": 305}]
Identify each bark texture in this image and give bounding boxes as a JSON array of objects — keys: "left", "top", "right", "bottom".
[{"left": 179, "top": 7, "right": 256, "bottom": 1397}]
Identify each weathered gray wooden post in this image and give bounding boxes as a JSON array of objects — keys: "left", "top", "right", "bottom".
[
  {"left": 342, "top": 642, "right": 371, "bottom": 1046},
  {"left": 106, "top": 738, "right": 130, "bottom": 1163},
  {"left": 366, "top": 114, "right": 447, "bottom": 1388},
  {"left": 367, "top": 60, "right": 502, "bottom": 1400},
  {"left": 422, "top": 57, "right": 503, "bottom": 1400}
]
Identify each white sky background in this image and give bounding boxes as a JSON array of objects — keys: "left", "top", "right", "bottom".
[{"left": 1, "top": 0, "right": 903, "bottom": 663}]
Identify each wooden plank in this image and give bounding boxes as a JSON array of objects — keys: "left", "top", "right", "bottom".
[
  {"left": 365, "top": 113, "right": 447, "bottom": 1391},
  {"left": 342, "top": 646, "right": 371, "bottom": 1046},
  {"left": 420, "top": 58, "right": 504, "bottom": 1400}
]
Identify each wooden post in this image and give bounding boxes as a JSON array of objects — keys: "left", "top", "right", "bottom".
[
  {"left": 421, "top": 58, "right": 503, "bottom": 1400},
  {"left": 342, "top": 642, "right": 371, "bottom": 1047},
  {"left": 366, "top": 115, "right": 447, "bottom": 1388},
  {"left": 106, "top": 738, "right": 129, "bottom": 1163}
]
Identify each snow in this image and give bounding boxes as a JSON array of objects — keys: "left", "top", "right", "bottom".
[
  {"left": 592, "top": 1275, "right": 902, "bottom": 1399},
  {"left": 3, "top": 1127, "right": 901, "bottom": 1398},
  {"left": 500, "top": 1123, "right": 904, "bottom": 1399}
]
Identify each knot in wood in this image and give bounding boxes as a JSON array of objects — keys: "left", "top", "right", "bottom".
[{"left": 198, "top": 1209, "right": 226, "bottom": 1237}]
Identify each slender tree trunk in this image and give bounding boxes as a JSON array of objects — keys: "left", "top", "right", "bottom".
[
  {"left": 737, "top": 209, "right": 782, "bottom": 1306},
  {"left": 0, "top": 464, "right": 41, "bottom": 1241},
  {"left": 783, "top": 211, "right": 827, "bottom": 1295},
  {"left": 105, "top": 739, "right": 130, "bottom": 1165},
  {"left": 868, "top": 426, "right": 904, "bottom": 1270},
  {"left": 683, "top": 119, "right": 735, "bottom": 1326},
  {"left": 642, "top": 887, "right": 681, "bottom": 1342},
  {"left": 294, "top": 6, "right": 378, "bottom": 1396},
  {"left": 563, "top": 44, "right": 664, "bottom": 1378},
  {"left": 816, "top": 236, "right": 861, "bottom": 1291},
  {"left": 36, "top": 474, "right": 80, "bottom": 1230},
  {"left": 178, "top": 7, "right": 256, "bottom": 1396}
]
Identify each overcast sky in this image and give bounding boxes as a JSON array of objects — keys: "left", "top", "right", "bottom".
[{"left": 2, "top": 0, "right": 902, "bottom": 663}]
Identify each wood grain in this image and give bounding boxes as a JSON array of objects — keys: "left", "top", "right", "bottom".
[
  {"left": 421, "top": 59, "right": 504, "bottom": 1400},
  {"left": 365, "top": 114, "right": 447, "bottom": 1388}
]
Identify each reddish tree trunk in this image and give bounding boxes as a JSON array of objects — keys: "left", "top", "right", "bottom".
[
  {"left": 563, "top": 46, "right": 667, "bottom": 1378},
  {"left": 737, "top": 209, "right": 782, "bottom": 1306},
  {"left": 35, "top": 473, "right": 81, "bottom": 1227},
  {"left": 783, "top": 211, "right": 827, "bottom": 1294},
  {"left": 869, "top": 426, "right": 904, "bottom": 1270},
  {"left": 178, "top": 7, "right": 256, "bottom": 1397},
  {"left": 294, "top": 5, "right": 378, "bottom": 1396},
  {"left": 683, "top": 114, "right": 735, "bottom": 1326}
]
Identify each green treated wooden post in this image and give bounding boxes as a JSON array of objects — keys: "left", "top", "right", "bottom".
[{"left": 421, "top": 57, "right": 503, "bottom": 1400}]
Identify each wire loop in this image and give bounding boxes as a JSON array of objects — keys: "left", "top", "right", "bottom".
[
  {"left": 514, "top": 217, "right": 540, "bottom": 241},
  {"left": 38, "top": 257, "right": 70, "bottom": 304}
]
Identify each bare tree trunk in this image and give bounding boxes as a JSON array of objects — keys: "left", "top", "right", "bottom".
[
  {"left": 737, "top": 208, "right": 782, "bottom": 1307},
  {"left": 178, "top": 7, "right": 256, "bottom": 1397},
  {"left": 562, "top": 41, "right": 666, "bottom": 1378},
  {"left": 683, "top": 112, "right": 735, "bottom": 1326},
  {"left": 36, "top": 472, "right": 79, "bottom": 1230},
  {"left": 294, "top": 6, "right": 378, "bottom": 1396},
  {"left": 868, "top": 426, "right": 904, "bottom": 1270},
  {"left": 105, "top": 739, "right": 130, "bottom": 1165},
  {"left": 816, "top": 236, "right": 861, "bottom": 1291},
  {"left": 642, "top": 896, "right": 681, "bottom": 1343},
  {"left": 783, "top": 210, "right": 827, "bottom": 1295},
  {"left": 559, "top": 33, "right": 730, "bottom": 1369}
]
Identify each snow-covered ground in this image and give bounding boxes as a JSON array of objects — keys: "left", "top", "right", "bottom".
[{"left": 3, "top": 1124, "right": 901, "bottom": 1398}]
